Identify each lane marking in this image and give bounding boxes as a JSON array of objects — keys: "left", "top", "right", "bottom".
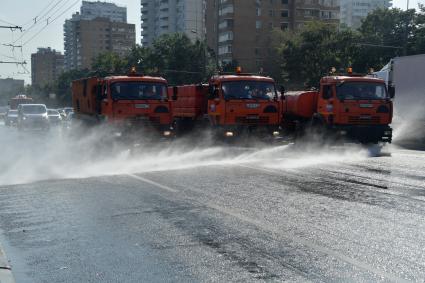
[
  {"left": 126, "top": 174, "right": 179, "bottom": 193},
  {"left": 127, "top": 170, "right": 410, "bottom": 282},
  {"left": 205, "top": 203, "right": 410, "bottom": 283}
]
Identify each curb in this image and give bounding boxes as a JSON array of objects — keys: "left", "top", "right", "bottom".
[{"left": 0, "top": 244, "right": 15, "bottom": 283}]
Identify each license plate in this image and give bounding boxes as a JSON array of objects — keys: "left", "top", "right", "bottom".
[
  {"left": 359, "top": 115, "right": 371, "bottom": 120},
  {"left": 135, "top": 104, "right": 150, "bottom": 109},
  {"left": 246, "top": 103, "right": 260, "bottom": 109},
  {"left": 246, "top": 115, "right": 259, "bottom": 120},
  {"left": 359, "top": 104, "right": 373, "bottom": 108}
]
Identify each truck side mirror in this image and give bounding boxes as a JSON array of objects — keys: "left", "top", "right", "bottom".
[
  {"left": 322, "top": 85, "right": 332, "bottom": 100},
  {"left": 209, "top": 86, "right": 219, "bottom": 100},
  {"left": 172, "top": 86, "right": 178, "bottom": 100},
  {"left": 279, "top": 85, "right": 285, "bottom": 94},
  {"left": 96, "top": 84, "right": 103, "bottom": 100},
  {"left": 388, "top": 85, "right": 395, "bottom": 99}
]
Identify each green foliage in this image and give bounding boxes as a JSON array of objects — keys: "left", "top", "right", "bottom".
[
  {"left": 271, "top": 7, "right": 425, "bottom": 89},
  {"left": 274, "top": 22, "right": 359, "bottom": 88},
  {"left": 54, "top": 69, "right": 90, "bottom": 105},
  {"left": 91, "top": 52, "right": 128, "bottom": 76}
]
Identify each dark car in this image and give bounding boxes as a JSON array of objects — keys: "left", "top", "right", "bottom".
[
  {"left": 47, "top": 109, "right": 62, "bottom": 125},
  {"left": 17, "top": 104, "right": 49, "bottom": 131},
  {"left": 5, "top": 109, "right": 18, "bottom": 126}
]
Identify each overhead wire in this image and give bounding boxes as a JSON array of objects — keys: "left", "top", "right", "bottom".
[
  {"left": 13, "top": 0, "right": 68, "bottom": 44},
  {"left": 21, "top": 0, "right": 81, "bottom": 47},
  {"left": 0, "top": 18, "right": 18, "bottom": 26},
  {"left": 20, "top": 0, "right": 59, "bottom": 28}
]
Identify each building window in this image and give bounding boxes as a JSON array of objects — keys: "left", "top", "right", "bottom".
[{"left": 256, "top": 20, "right": 262, "bottom": 29}]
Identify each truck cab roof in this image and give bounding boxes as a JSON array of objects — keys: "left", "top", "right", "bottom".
[
  {"left": 210, "top": 74, "right": 275, "bottom": 83},
  {"left": 321, "top": 75, "right": 386, "bottom": 84},
  {"left": 104, "top": 75, "right": 167, "bottom": 84}
]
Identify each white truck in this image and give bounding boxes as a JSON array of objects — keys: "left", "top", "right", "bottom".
[{"left": 374, "top": 54, "right": 425, "bottom": 145}]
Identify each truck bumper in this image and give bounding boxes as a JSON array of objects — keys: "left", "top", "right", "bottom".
[
  {"left": 333, "top": 125, "right": 392, "bottom": 144},
  {"left": 215, "top": 125, "right": 281, "bottom": 139}
]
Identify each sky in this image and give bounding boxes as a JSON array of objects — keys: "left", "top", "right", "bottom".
[{"left": 0, "top": 0, "right": 423, "bottom": 84}]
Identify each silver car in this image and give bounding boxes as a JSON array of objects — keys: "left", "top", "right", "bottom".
[
  {"left": 5, "top": 109, "right": 18, "bottom": 126},
  {"left": 17, "top": 104, "right": 50, "bottom": 131}
]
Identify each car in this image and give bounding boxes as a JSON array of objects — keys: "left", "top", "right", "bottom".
[
  {"left": 57, "top": 108, "right": 66, "bottom": 118},
  {"left": 63, "top": 107, "right": 74, "bottom": 117},
  {"left": 0, "top": 106, "right": 8, "bottom": 121},
  {"left": 4, "top": 109, "right": 18, "bottom": 126},
  {"left": 47, "top": 109, "right": 62, "bottom": 125},
  {"left": 17, "top": 104, "right": 50, "bottom": 131}
]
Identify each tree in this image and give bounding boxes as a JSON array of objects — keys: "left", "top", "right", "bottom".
[
  {"left": 353, "top": 8, "right": 417, "bottom": 71},
  {"left": 146, "top": 33, "right": 216, "bottom": 85},
  {"left": 91, "top": 52, "right": 128, "bottom": 76},
  {"left": 54, "top": 69, "right": 90, "bottom": 105},
  {"left": 274, "top": 22, "right": 359, "bottom": 89}
]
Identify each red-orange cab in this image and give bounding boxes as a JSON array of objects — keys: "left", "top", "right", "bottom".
[
  {"left": 9, "top": 94, "right": 33, "bottom": 110},
  {"left": 283, "top": 68, "right": 394, "bottom": 144},
  {"left": 170, "top": 69, "right": 283, "bottom": 138},
  {"left": 72, "top": 71, "right": 172, "bottom": 137}
]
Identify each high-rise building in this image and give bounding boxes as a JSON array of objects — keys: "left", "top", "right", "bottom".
[
  {"left": 340, "top": 0, "right": 392, "bottom": 29},
  {"left": 80, "top": 0, "right": 127, "bottom": 22},
  {"left": 31, "top": 47, "right": 64, "bottom": 87},
  {"left": 141, "top": 0, "right": 205, "bottom": 46},
  {"left": 64, "top": 1, "right": 135, "bottom": 71},
  {"left": 206, "top": 0, "right": 340, "bottom": 72}
]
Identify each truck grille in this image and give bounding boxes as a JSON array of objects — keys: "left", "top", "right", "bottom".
[
  {"left": 235, "top": 116, "right": 270, "bottom": 125},
  {"left": 127, "top": 116, "right": 161, "bottom": 127},
  {"left": 348, "top": 116, "right": 381, "bottom": 124}
]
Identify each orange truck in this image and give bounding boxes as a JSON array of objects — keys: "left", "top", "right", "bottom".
[
  {"left": 170, "top": 72, "right": 283, "bottom": 138},
  {"left": 72, "top": 73, "right": 172, "bottom": 137},
  {"left": 9, "top": 95, "right": 33, "bottom": 110},
  {"left": 283, "top": 72, "right": 394, "bottom": 144}
]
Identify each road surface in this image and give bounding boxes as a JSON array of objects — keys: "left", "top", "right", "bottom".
[{"left": 0, "top": 124, "right": 424, "bottom": 282}]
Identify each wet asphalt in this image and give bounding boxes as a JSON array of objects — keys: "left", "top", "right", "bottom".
[{"left": 0, "top": 124, "right": 425, "bottom": 282}]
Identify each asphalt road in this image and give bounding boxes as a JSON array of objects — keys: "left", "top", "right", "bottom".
[{"left": 0, "top": 124, "right": 425, "bottom": 282}]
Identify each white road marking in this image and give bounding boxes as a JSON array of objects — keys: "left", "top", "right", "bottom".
[
  {"left": 127, "top": 171, "right": 409, "bottom": 283},
  {"left": 206, "top": 203, "right": 410, "bottom": 283},
  {"left": 126, "top": 174, "right": 179, "bottom": 193}
]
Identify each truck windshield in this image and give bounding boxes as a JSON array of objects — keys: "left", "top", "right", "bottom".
[
  {"left": 22, "top": 105, "right": 47, "bottom": 114},
  {"left": 222, "top": 81, "right": 277, "bottom": 100},
  {"left": 111, "top": 82, "right": 167, "bottom": 100},
  {"left": 336, "top": 82, "right": 388, "bottom": 100}
]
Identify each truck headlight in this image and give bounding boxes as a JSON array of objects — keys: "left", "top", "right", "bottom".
[
  {"left": 163, "top": 130, "right": 171, "bottom": 136},
  {"left": 273, "top": 131, "right": 280, "bottom": 136},
  {"left": 225, "top": 131, "right": 234, "bottom": 137}
]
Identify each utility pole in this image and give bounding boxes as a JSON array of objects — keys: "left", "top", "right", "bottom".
[{"left": 403, "top": 0, "right": 411, "bottom": 56}]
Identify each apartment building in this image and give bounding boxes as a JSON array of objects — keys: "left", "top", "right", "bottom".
[
  {"left": 64, "top": 1, "right": 135, "bottom": 71},
  {"left": 340, "top": 0, "right": 392, "bottom": 28},
  {"left": 80, "top": 0, "right": 127, "bottom": 22},
  {"left": 206, "top": 0, "right": 340, "bottom": 72},
  {"left": 141, "top": 0, "right": 205, "bottom": 46},
  {"left": 31, "top": 47, "right": 64, "bottom": 87}
]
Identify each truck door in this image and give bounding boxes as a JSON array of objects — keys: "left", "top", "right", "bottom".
[{"left": 317, "top": 84, "right": 335, "bottom": 122}]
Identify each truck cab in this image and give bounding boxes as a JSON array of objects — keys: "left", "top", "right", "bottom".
[
  {"left": 206, "top": 74, "right": 282, "bottom": 137},
  {"left": 72, "top": 75, "right": 172, "bottom": 137},
  {"left": 317, "top": 75, "right": 393, "bottom": 143}
]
